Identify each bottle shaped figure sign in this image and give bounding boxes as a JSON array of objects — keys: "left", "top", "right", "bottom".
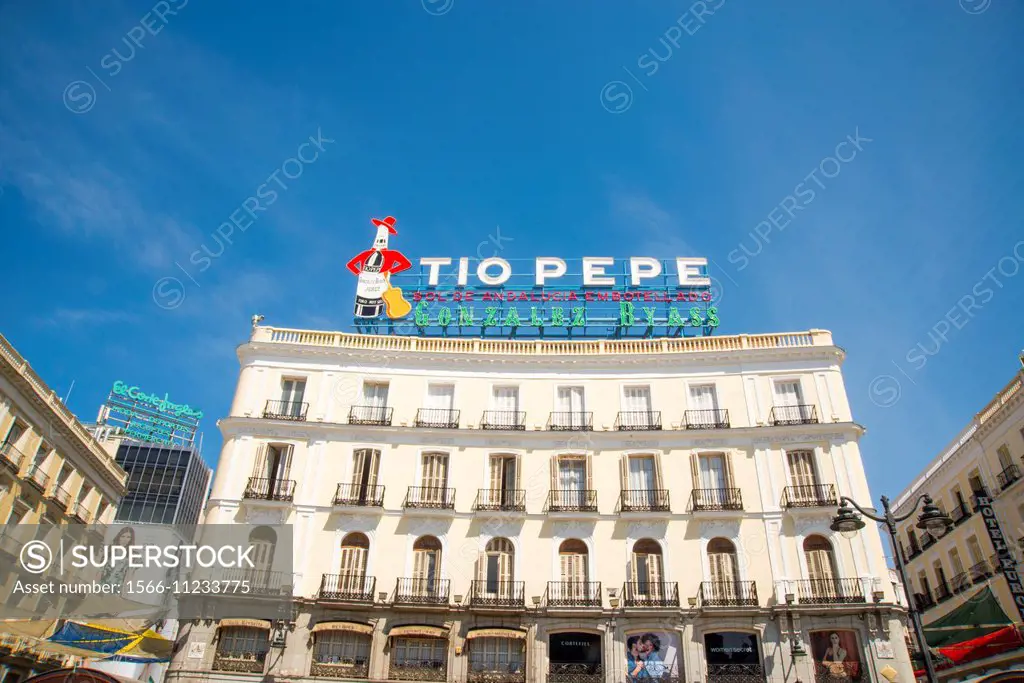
[{"left": 347, "top": 216, "right": 412, "bottom": 318}]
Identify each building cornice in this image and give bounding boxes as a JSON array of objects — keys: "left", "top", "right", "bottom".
[{"left": 0, "top": 333, "right": 127, "bottom": 494}]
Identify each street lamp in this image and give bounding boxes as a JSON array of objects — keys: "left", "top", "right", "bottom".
[{"left": 830, "top": 494, "right": 953, "bottom": 683}]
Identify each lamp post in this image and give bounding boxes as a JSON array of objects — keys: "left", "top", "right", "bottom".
[{"left": 829, "top": 493, "right": 953, "bottom": 683}]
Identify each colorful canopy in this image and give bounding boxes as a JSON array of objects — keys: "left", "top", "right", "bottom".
[{"left": 0, "top": 619, "right": 172, "bottom": 663}]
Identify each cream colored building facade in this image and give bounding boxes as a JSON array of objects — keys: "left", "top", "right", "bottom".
[
  {"left": 893, "top": 355, "right": 1024, "bottom": 680},
  {"left": 0, "top": 332, "right": 128, "bottom": 680},
  {"left": 168, "top": 324, "right": 913, "bottom": 683}
]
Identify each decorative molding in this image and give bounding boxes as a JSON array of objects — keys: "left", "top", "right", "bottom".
[
  {"left": 700, "top": 519, "right": 740, "bottom": 539},
  {"left": 793, "top": 515, "right": 833, "bottom": 536},
  {"left": 244, "top": 508, "right": 287, "bottom": 525},
  {"left": 627, "top": 521, "right": 667, "bottom": 540}
]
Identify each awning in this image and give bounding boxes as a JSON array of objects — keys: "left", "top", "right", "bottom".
[
  {"left": 924, "top": 586, "right": 1013, "bottom": 648},
  {"left": 312, "top": 621, "right": 373, "bottom": 636},
  {"left": 466, "top": 628, "right": 527, "bottom": 640},
  {"left": 389, "top": 625, "right": 449, "bottom": 639},
  {"left": 219, "top": 618, "right": 271, "bottom": 630}
]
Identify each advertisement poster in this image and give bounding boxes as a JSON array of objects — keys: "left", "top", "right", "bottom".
[
  {"left": 810, "top": 630, "right": 864, "bottom": 682},
  {"left": 626, "top": 630, "right": 680, "bottom": 681}
]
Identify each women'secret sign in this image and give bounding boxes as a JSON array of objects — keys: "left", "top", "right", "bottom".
[{"left": 346, "top": 215, "right": 721, "bottom": 338}]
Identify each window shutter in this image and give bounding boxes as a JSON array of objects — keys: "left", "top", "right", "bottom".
[
  {"left": 619, "top": 456, "right": 629, "bottom": 491},
  {"left": 689, "top": 453, "right": 699, "bottom": 489},
  {"left": 253, "top": 443, "right": 268, "bottom": 478},
  {"left": 723, "top": 451, "right": 735, "bottom": 489},
  {"left": 649, "top": 552, "right": 663, "bottom": 591},
  {"left": 279, "top": 445, "right": 293, "bottom": 479},
  {"left": 653, "top": 452, "right": 665, "bottom": 489},
  {"left": 476, "top": 552, "right": 487, "bottom": 583},
  {"left": 585, "top": 454, "right": 594, "bottom": 493},
  {"left": 489, "top": 456, "right": 503, "bottom": 491},
  {"left": 352, "top": 450, "right": 366, "bottom": 486},
  {"left": 550, "top": 456, "right": 559, "bottom": 493}
]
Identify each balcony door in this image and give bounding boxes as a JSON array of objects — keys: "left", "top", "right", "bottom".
[
  {"left": 559, "top": 539, "right": 589, "bottom": 599},
  {"left": 352, "top": 448, "right": 380, "bottom": 503},
  {"left": 489, "top": 455, "right": 518, "bottom": 507},
  {"left": 631, "top": 539, "right": 663, "bottom": 598},
  {"left": 492, "top": 386, "right": 519, "bottom": 419},
  {"left": 247, "top": 526, "right": 277, "bottom": 588},
  {"left": 628, "top": 455, "right": 657, "bottom": 507},
  {"left": 339, "top": 532, "right": 369, "bottom": 593},
  {"left": 803, "top": 535, "right": 839, "bottom": 598},
  {"left": 787, "top": 450, "right": 819, "bottom": 501},
  {"left": 707, "top": 538, "right": 739, "bottom": 602},
  {"left": 280, "top": 378, "right": 306, "bottom": 417},
  {"left": 690, "top": 384, "right": 720, "bottom": 413},
  {"left": 256, "top": 444, "right": 291, "bottom": 496},
  {"left": 479, "top": 537, "right": 514, "bottom": 598},
  {"left": 363, "top": 382, "right": 389, "bottom": 421},
  {"left": 412, "top": 535, "right": 442, "bottom": 595},
  {"left": 774, "top": 380, "right": 803, "bottom": 407},
  {"left": 426, "top": 383, "right": 454, "bottom": 421},
  {"left": 622, "top": 386, "right": 652, "bottom": 427},
  {"left": 555, "top": 456, "right": 588, "bottom": 508},
  {"left": 556, "top": 386, "right": 585, "bottom": 428},
  {"left": 421, "top": 452, "right": 449, "bottom": 504}
]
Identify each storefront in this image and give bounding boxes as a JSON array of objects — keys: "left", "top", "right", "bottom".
[
  {"left": 548, "top": 632, "right": 601, "bottom": 683},
  {"left": 704, "top": 632, "right": 765, "bottom": 682}
]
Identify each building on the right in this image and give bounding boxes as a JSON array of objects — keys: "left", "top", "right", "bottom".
[{"left": 892, "top": 352, "right": 1024, "bottom": 680}]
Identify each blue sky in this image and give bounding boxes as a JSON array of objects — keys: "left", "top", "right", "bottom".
[{"left": 0, "top": 1, "right": 1021, "bottom": 501}]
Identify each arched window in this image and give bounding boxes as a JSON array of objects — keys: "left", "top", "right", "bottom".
[
  {"left": 338, "top": 532, "right": 370, "bottom": 593},
  {"left": 312, "top": 626, "right": 371, "bottom": 678},
  {"left": 214, "top": 624, "right": 270, "bottom": 674},
  {"left": 478, "top": 538, "right": 514, "bottom": 599},
  {"left": 557, "top": 540, "right": 590, "bottom": 603},
  {"left": 412, "top": 535, "right": 442, "bottom": 595},
  {"left": 630, "top": 539, "right": 664, "bottom": 599},
  {"left": 706, "top": 538, "right": 739, "bottom": 603},
  {"left": 803, "top": 535, "right": 840, "bottom": 600}
]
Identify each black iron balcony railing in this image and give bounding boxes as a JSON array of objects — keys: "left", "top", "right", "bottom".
[
  {"left": 49, "top": 484, "right": 71, "bottom": 508},
  {"left": 415, "top": 408, "right": 460, "bottom": 429},
  {"left": 318, "top": 573, "right": 375, "bottom": 603},
  {"left": 474, "top": 488, "right": 526, "bottom": 512},
  {"left": 969, "top": 560, "right": 994, "bottom": 583},
  {"left": 914, "top": 591, "right": 935, "bottom": 610},
  {"left": 212, "top": 650, "right": 267, "bottom": 674},
  {"left": 998, "top": 464, "right": 1022, "bottom": 490},
  {"left": 469, "top": 579, "right": 526, "bottom": 607},
  {"left": 950, "top": 502, "right": 972, "bottom": 526},
  {"left": 698, "top": 580, "right": 759, "bottom": 607},
  {"left": 920, "top": 531, "right": 937, "bottom": 549},
  {"left": 545, "top": 581, "right": 601, "bottom": 607},
  {"left": 547, "top": 664, "right": 602, "bottom": 683},
  {"left": 690, "top": 487, "right": 743, "bottom": 511},
  {"left": 348, "top": 405, "right": 393, "bottom": 426},
  {"left": 619, "top": 489, "right": 671, "bottom": 512},
  {"left": 468, "top": 667, "right": 525, "bottom": 683},
  {"left": 390, "top": 661, "right": 447, "bottom": 682},
  {"left": 311, "top": 661, "right": 369, "bottom": 680},
  {"left": 546, "top": 489, "right": 598, "bottom": 512},
  {"left": 907, "top": 542, "right": 922, "bottom": 561},
  {"left": 549, "top": 411, "right": 593, "bottom": 431},
  {"left": 934, "top": 581, "right": 953, "bottom": 603},
  {"left": 403, "top": 486, "right": 456, "bottom": 509},
  {"left": 68, "top": 502, "right": 89, "bottom": 524},
  {"left": 0, "top": 442, "right": 26, "bottom": 473},
  {"left": 623, "top": 581, "right": 680, "bottom": 607},
  {"left": 394, "top": 577, "right": 450, "bottom": 605},
  {"left": 243, "top": 477, "right": 296, "bottom": 502},
  {"left": 480, "top": 410, "right": 526, "bottom": 430},
  {"left": 769, "top": 404, "right": 819, "bottom": 426},
  {"left": 684, "top": 408, "right": 730, "bottom": 429},
  {"left": 795, "top": 578, "right": 865, "bottom": 604},
  {"left": 262, "top": 399, "right": 309, "bottom": 421},
  {"left": 614, "top": 411, "right": 662, "bottom": 431},
  {"left": 780, "top": 484, "right": 837, "bottom": 508},
  {"left": 25, "top": 464, "right": 50, "bottom": 490},
  {"left": 212, "top": 568, "right": 294, "bottom": 596},
  {"left": 950, "top": 571, "right": 972, "bottom": 593},
  {"left": 333, "top": 483, "right": 385, "bottom": 507}
]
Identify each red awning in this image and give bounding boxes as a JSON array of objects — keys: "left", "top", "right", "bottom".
[{"left": 913, "top": 625, "right": 1024, "bottom": 677}]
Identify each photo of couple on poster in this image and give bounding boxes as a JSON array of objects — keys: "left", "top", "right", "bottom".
[{"left": 626, "top": 632, "right": 678, "bottom": 681}]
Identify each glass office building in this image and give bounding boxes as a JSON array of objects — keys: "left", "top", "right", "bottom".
[{"left": 113, "top": 442, "right": 211, "bottom": 526}]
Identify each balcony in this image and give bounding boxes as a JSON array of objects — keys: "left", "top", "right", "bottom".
[
  {"left": 0, "top": 443, "right": 25, "bottom": 473},
  {"left": 683, "top": 408, "right": 730, "bottom": 430},
  {"left": 68, "top": 502, "right": 90, "bottom": 524},
  {"left": 698, "top": 580, "right": 758, "bottom": 607},
  {"left": 950, "top": 502, "right": 972, "bottom": 526},
  {"left": 468, "top": 670, "right": 525, "bottom": 683},
  {"left": 480, "top": 410, "right": 526, "bottom": 431},
  {"left": 768, "top": 404, "right": 819, "bottom": 426},
  {"left": 394, "top": 577, "right": 450, "bottom": 606},
  {"left": 998, "top": 464, "right": 1022, "bottom": 490},
  {"left": 614, "top": 411, "right": 662, "bottom": 431},
  {"left": 780, "top": 484, "right": 837, "bottom": 508},
  {"left": 548, "top": 411, "right": 593, "bottom": 431},
  {"left": 318, "top": 573, "right": 375, "bottom": 603},
  {"left": 469, "top": 580, "right": 525, "bottom": 609},
  {"left": 969, "top": 560, "right": 994, "bottom": 583},
  {"left": 619, "top": 489, "right": 670, "bottom": 513},
  {"left": 415, "top": 408, "right": 460, "bottom": 429},
  {"left": 794, "top": 578, "right": 865, "bottom": 604},
  {"left": 243, "top": 477, "right": 296, "bottom": 502},
  {"left": 934, "top": 582, "right": 953, "bottom": 603},
  {"left": 212, "top": 651, "right": 267, "bottom": 674},
  {"left": 622, "top": 581, "right": 680, "bottom": 608},
  {"left": 546, "top": 489, "right": 598, "bottom": 513},
  {"left": 390, "top": 662, "right": 447, "bottom": 682},
  {"left": 25, "top": 464, "right": 50, "bottom": 491},
  {"left": 215, "top": 568, "right": 294, "bottom": 597},
  {"left": 914, "top": 591, "right": 935, "bottom": 611},
  {"left": 690, "top": 488, "right": 743, "bottom": 512},
  {"left": 333, "top": 483, "right": 385, "bottom": 507},
  {"left": 311, "top": 661, "right": 369, "bottom": 680},
  {"left": 907, "top": 543, "right": 922, "bottom": 561},
  {"left": 474, "top": 488, "right": 526, "bottom": 512},
  {"left": 49, "top": 484, "right": 71, "bottom": 509},
  {"left": 348, "top": 405, "right": 393, "bottom": 426},
  {"left": 545, "top": 581, "right": 601, "bottom": 608},
  {"left": 950, "top": 571, "right": 972, "bottom": 593},
  {"left": 921, "top": 531, "right": 937, "bottom": 549},
  {"left": 403, "top": 486, "right": 456, "bottom": 510},
  {"left": 262, "top": 399, "right": 308, "bottom": 421}
]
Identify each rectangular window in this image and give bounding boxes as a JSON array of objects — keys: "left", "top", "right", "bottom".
[
  {"left": 689, "top": 384, "right": 720, "bottom": 411},
  {"left": 362, "top": 382, "right": 389, "bottom": 407},
  {"left": 352, "top": 449, "right": 381, "bottom": 492},
  {"left": 33, "top": 441, "right": 50, "bottom": 465},
  {"left": 967, "top": 536, "right": 984, "bottom": 565},
  {"left": 968, "top": 470, "right": 985, "bottom": 495},
  {"left": 699, "top": 454, "right": 727, "bottom": 490},
  {"left": 280, "top": 378, "right": 306, "bottom": 407},
  {"left": 555, "top": 386, "right": 586, "bottom": 428},
  {"left": 489, "top": 455, "right": 518, "bottom": 493},
  {"left": 997, "top": 445, "right": 1013, "bottom": 471},
  {"left": 469, "top": 637, "right": 524, "bottom": 673},
  {"left": 2, "top": 420, "right": 26, "bottom": 446},
  {"left": 773, "top": 380, "right": 803, "bottom": 406},
  {"left": 421, "top": 452, "right": 449, "bottom": 502},
  {"left": 393, "top": 638, "right": 447, "bottom": 668},
  {"left": 492, "top": 386, "right": 519, "bottom": 412},
  {"left": 314, "top": 631, "right": 371, "bottom": 666},
  {"left": 787, "top": 450, "right": 819, "bottom": 490},
  {"left": 217, "top": 626, "right": 269, "bottom": 659},
  {"left": 425, "top": 384, "right": 455, "bottom": 411},
  {"left": 628, "top": 455, "right": 657, "bottom": 491},
  {"left": 622, "top": 385, "right": 653, "bottom": 415}
]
